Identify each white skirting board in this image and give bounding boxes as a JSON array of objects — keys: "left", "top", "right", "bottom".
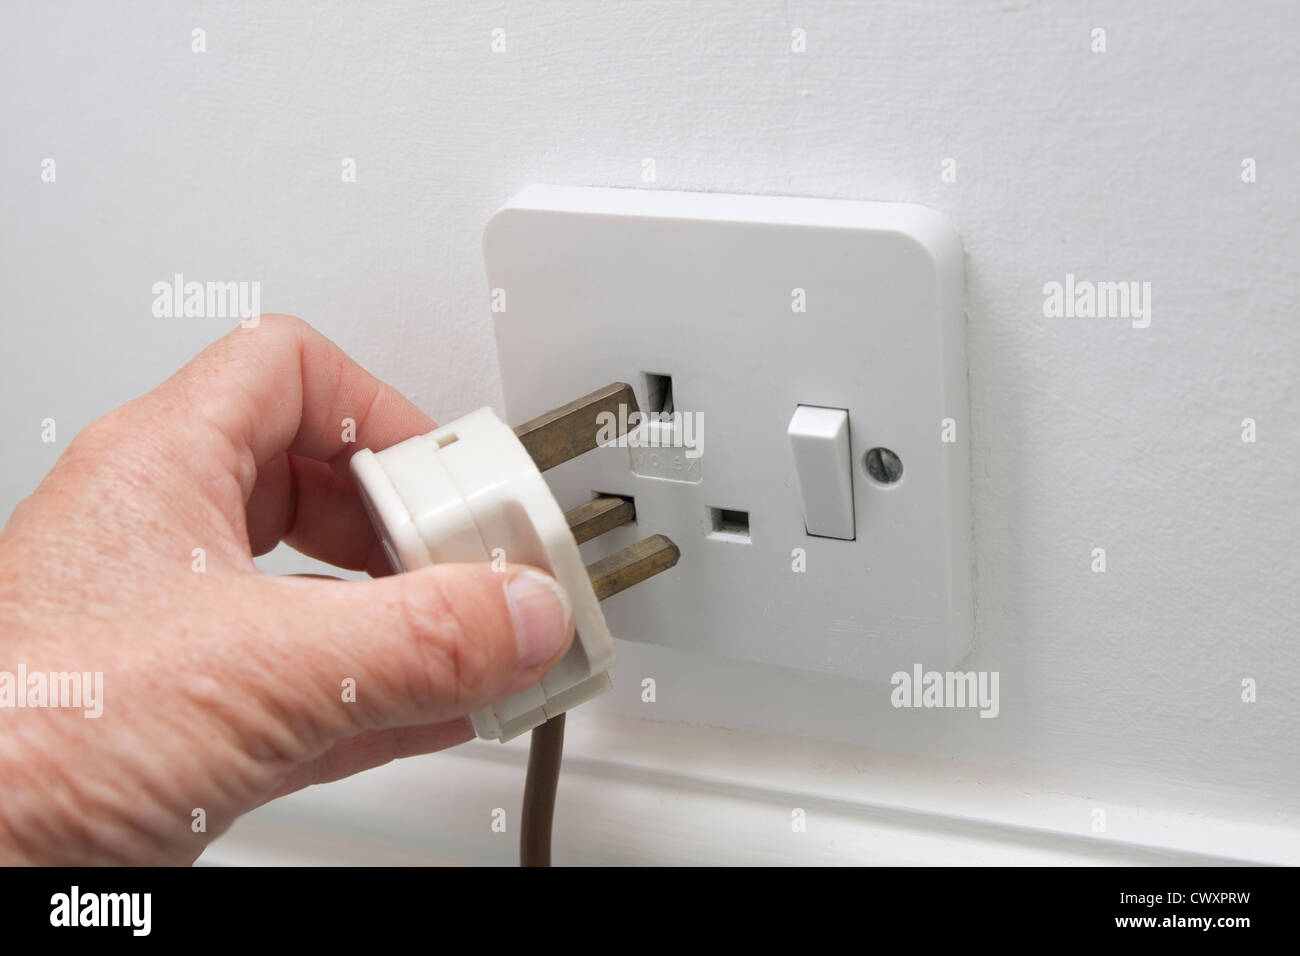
[{"left": 202, "top": 714, "right": 1297, "bottom": 866}]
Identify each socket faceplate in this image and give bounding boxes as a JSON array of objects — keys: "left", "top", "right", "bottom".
[{"left": 485, "top": 186, "right": 970, "bottom": 682}]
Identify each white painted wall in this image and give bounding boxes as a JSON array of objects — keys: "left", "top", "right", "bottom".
[{"left": 3, "top": 1, "right": 1296, "bottom": 863}]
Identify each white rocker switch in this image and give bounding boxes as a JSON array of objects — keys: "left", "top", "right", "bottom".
[{"left": 787, "top": 405, "right": 855, "bottom": 540}]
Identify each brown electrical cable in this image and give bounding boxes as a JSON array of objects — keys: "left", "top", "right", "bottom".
[{"left": 520, "top": 713, "right": 565, "bottom": 867}]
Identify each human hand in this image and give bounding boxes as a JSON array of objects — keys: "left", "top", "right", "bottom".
[{"left": 0, "top": 315, "right": 575, "bottom": 864}]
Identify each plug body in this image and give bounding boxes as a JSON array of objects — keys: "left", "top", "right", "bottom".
[{"left": 350, "top": 408, "right": 615, "bottom": 741}]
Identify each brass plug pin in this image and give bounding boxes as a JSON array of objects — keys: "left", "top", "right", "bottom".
[
  {"left": 564, "top": 495, "right": 636, "bottom": 544},
  {"left": 586, "top": 534, "right": 680, "bottom": 600},
  {"left": 513, "top": 382, "right": 638, "bottom": 472}
]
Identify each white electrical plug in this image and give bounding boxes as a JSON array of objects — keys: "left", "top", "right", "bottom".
[{"left": 350, "top": 407, "right": 616, "bottom": 742}]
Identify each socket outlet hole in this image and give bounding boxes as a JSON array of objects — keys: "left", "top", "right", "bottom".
[
  {"left": 708, "top": 507, "right": 750, "bottom": 543},
  {"left": 644, "top": 372, "right": 674, "bottom": 415}
]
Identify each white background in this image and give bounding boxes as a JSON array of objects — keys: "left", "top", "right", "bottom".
[{"left": 2, "top": 1, "right": 1296, "bottom": 864}]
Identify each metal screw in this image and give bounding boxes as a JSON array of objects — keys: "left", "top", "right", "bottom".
[{"left": 863, "top": 447, "right": 903, "bottom": 484}]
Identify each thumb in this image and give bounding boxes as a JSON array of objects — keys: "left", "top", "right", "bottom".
[{"left": 257, "top": 564, "right": 574, "bottom": 740}]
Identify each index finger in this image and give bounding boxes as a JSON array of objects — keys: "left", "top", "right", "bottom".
[{"left": 158, "top": 314, "right": 435, "bottom": 495}]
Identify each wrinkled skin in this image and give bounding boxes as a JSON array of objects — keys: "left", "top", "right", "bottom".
[{"left": 0, "top": 315, "right": 573, "bottom": 864}]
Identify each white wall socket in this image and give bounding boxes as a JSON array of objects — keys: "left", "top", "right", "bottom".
[{"left": 484, "top": 186, "right": 971, "bottom": 682}]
